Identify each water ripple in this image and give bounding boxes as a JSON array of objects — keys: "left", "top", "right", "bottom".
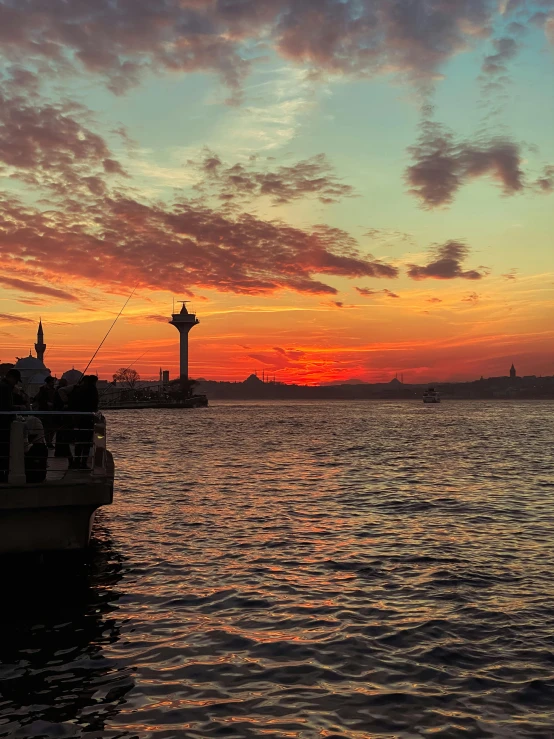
[{"left": 1, "top": 400, "right": 554, "bottom": 737}]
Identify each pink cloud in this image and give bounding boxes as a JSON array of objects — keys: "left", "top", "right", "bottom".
[
  {"left": 0, "top": 191, "right": 398, "bottom": 297},
  {"left": 0, "top": 72, "right": 401, "bottom": 301},
  {"left": 0, "top": 90, "right": 126, "bottom": 193},
  {"left": 192, "top": 151, "right": 355, "bottom": 206}
]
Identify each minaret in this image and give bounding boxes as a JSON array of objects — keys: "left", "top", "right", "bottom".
[
  {"left": 169, "top": 301, "right": 199, "bottom": 386},
  {"left": 510, "top": 363, "right": 516, "bottom": 379},
  {"left": 35, "top": 319, "right": 46, "bottom": 364}
]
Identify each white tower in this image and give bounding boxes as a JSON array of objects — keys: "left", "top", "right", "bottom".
[{"left": 169, "top": 302, "right": 199, "bottom": 385}]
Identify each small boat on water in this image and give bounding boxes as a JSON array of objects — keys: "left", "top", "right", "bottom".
[
  {"left": 423, "top": 387, "right": 441, "bottom": 404},
  {"left": 0, "top": 411, "right": 114, "bottom": 554}
]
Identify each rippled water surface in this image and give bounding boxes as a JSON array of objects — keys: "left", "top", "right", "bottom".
[{"left": 1, "top": 401, "right": 554, "bottom": 738}]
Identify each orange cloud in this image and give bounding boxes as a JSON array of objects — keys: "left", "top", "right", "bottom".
[
  {"left": 0, "top": 193, "right": 398, "bottom": 298},
  {"left": 0, "top": 274, "right": 78, "bottom": 302}
]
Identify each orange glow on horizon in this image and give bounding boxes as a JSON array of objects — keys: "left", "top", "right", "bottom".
[{"left": 1, "top": 270, "right": 553, "bottom": 385}]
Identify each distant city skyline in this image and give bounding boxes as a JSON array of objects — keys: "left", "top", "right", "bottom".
[
  {"left": 0, "top": 1, "right": 552, "bottom": 383},
  {"left": 1, "top": 319, "right": 551, "bottom": 388}
]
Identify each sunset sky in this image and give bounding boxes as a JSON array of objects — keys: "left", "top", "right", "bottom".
[{"left": 0, "top": 0, "right": 553, "bottom": 384}]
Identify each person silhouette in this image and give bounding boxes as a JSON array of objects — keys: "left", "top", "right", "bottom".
[{"left": 0, "top": 369, "right": 22, "bottom": 482}]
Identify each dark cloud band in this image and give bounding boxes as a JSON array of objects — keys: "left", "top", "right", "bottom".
[
  {"left": 407, "top": 241, "right": 484, "bottom": 281},
  {"left": 0, "top": 0, "right": 550, "bottom": 94}
]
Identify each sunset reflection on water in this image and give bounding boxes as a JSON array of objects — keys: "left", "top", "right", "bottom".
[{"left": 1, "top": 401, "right": 553, "bottom": 738}]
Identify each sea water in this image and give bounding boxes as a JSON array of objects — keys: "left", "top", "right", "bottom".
[{"left": 1, "top": 401, "right": 553, "bottom": 738}]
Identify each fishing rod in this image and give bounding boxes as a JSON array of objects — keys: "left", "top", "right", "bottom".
[
  {"left": 79, "top": 284, "right": 139, "bottom": 380},
  {"left": 121, "top": 350, "right": 148, "bottom": 375}
]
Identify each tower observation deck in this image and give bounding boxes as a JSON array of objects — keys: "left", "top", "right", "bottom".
[{"left": 169, "top": 302, "right": 199, "bottom": 384}]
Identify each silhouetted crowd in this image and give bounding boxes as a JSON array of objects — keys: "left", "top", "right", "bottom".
[{"left": 0, "top": 370, "right": 99, "bottom": 484}]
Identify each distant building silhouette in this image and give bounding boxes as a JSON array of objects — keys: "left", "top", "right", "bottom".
[
  {"left": 14, "top": 321, "right": 52, "bottom": 394},
  {"left": 510, "top": 363, "right": 516, "bottom": 379},
  {"left": 192, "top": 371, "right": 554, "bottom": 401},
  {"left": 35, "top": 318, "right": 46, "bottom": 363},
  {"left": 243, "top": 373, "right": 264, "bottom": 387},
  {"left": 62, "top": 368, "right": 83, "bottom": 385}
]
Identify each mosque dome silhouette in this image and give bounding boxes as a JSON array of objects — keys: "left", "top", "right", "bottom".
[
  {"left": 62, "top": 368, "right": 83, "bottom": 384},
  {"left": 14, "top": 353, "right": 47, "bottom": 371}
]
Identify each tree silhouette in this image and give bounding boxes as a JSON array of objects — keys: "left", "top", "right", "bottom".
[{"left": 112, "top": 368, "right": 140, "bottom": 389}]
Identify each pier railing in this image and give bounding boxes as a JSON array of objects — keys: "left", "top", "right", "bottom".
[{"left": 0, "top": 412, "right": 107, "bottom": 486}]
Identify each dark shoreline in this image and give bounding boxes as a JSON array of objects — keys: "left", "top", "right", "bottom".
[{"left": 101, "top": 396, "right": 554, "bottom": 408}]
